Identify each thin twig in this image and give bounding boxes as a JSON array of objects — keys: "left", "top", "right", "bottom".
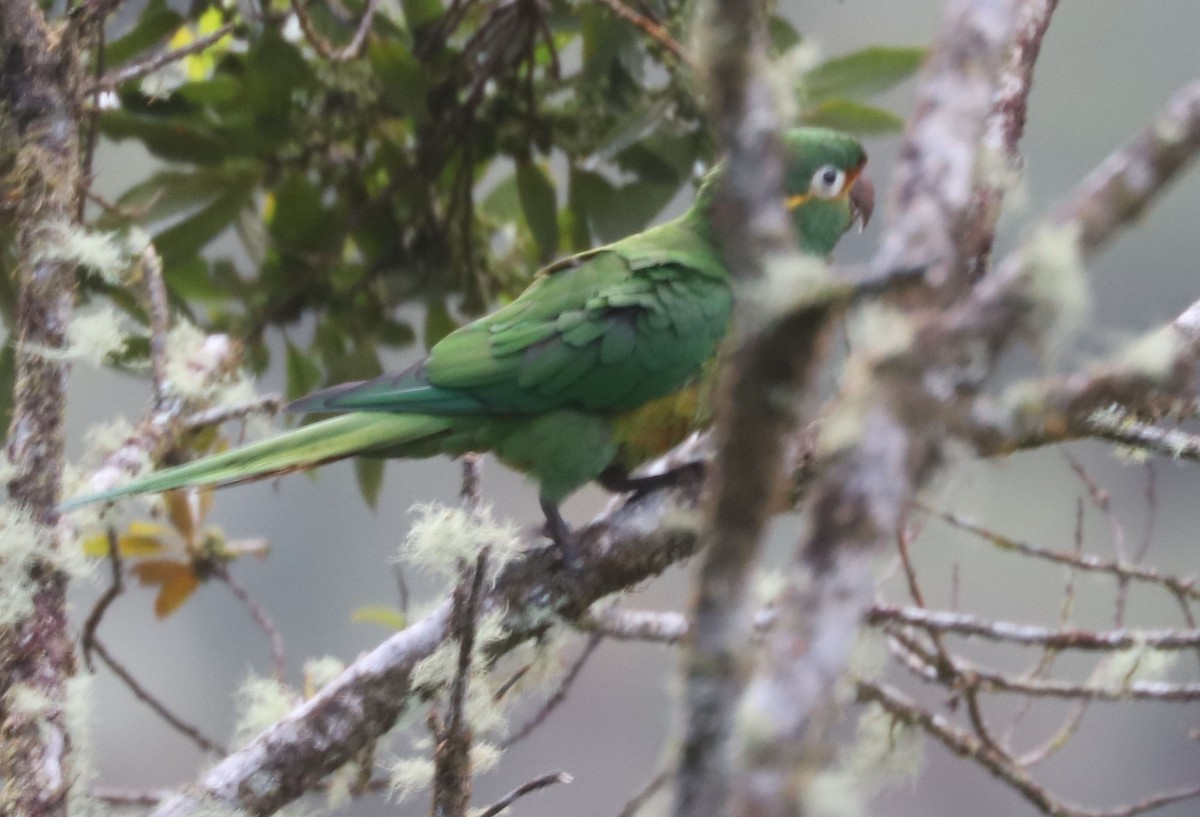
[
  {"left": 143, "top": 244, "right": 170, "bottom": 403},
  {"left": 182, "top": 395, "right": 283, "bottom": 430},
  {"left": 90, "top": 787, "right": 173, "bottom": 806},
  {"left": 81, "top": 529, "right": 124, "bottom": 672},
  {"left": 1087, "top": 415, "right": 1200, "bottom": 464},
  {"left": 215, "top": 565, "right": 286, "bottom": 682},
  {"left": 870, "top": 604, "right": 1200, "bottom": 651},
  {"left": 1062, "top": 450, "right": 1133, "bottom": 626},
  {"left": 289, "top": 0, "right": 379, "bottom": 61},
  {"left": 919, "top": 505, "right": 1200, "bottom": 603},
  {"left": 431, "top": 548, "right": 490, "bottom": 817},
  {"left": 476, "top": 770, "right": 571, "bottom": 817},
  {"left": 503, "top": 632, "right": 602, "bottom": 748},
  {"left": 592, "top": 0, "right": 694, "bottom": 69},
  {"left": 858, "top": 680, "right": 1200, "bottom": 817},
  {"left": 90, "top": 637, "right": 227, "bottom": 755},
  {"left": 888, "top": 632, "right": 1200, "bottom": 701},
  {"left": 461, "top": 453, "right": 483, "bottom": 514},
  {"left": 92, "top": 21, "right": 238, "bottom": 91},
  {"left": 617, "top": 767, "right": 671, "bottom": 817}
]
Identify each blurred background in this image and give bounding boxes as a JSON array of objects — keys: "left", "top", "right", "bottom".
[{"left": 64, "top": 0, "right": 1200, "bottom": 814}]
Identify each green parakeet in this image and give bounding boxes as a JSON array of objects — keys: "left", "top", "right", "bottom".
[{"left": 62, "top": 128, "right": 873, "bottom": 537}]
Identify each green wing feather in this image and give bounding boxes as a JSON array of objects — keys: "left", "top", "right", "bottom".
[
  {"left": 289, "top": 218, "right": 733, "bottom": 418},
  {"left": 59, "top": 413, "right": 451, "bottom": 509}
]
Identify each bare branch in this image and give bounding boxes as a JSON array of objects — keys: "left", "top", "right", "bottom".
[
  {"left": 215, "top": 566, "right": 287, "bottom": 683},
  {"left": 430, "top": 548, "right": 489, "bottom": 817},
  {"left": 920, "top": 504, "right": 1200, "bottom": 604},
  {"left": 875, "top": 0, "right": 1018, "bottom": 290},
  {"left": 592, "top": 0, "right": 694, "bottom": 69},
  {"left": 871, "top": 604, "right": 1200, "bottom": 651},
  {"left": 148, "top": 477, "right": 705, "bottom": 817},
  {"left": 502, "top": 633, "right": 602, "bottom": 748},
  {"left": 92, "top": 21, "right": 238, "bottom": 91},
  {"left": 855, "top": 681, "right": 1200, "bottom": 817},
  {"left": 962, "top": 0, "right": 1060, "bottom": 272},
  {"left": 288, "top": 0, "right": 379, "bottom": 62},
  {"left": 476, "top": 770, "right": 571, "bottom": 817},
  {"left": 1, "top": 1, "right": 87, "bottom": 811},
  {"left": 890, "top": 634, "right": 1200, "bottom": 702},
  {"left": 89, "top": 638, "right": 227, "bottom": 755},
  {"left": 81, "top": 529, "right": 124, "bottom": 672}
]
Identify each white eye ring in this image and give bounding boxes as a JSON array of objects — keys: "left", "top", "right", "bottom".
[{"left": 810, "top": 165, "right": 846, "bottom": 198}]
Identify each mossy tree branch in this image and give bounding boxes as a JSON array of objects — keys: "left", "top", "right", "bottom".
[{"left": 0, "top": 2, "right": 85, "bottom": 816}]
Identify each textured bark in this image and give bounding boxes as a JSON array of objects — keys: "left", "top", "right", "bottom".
[{"left": 0, "top": 3, "right": 82, "bottom": 816}]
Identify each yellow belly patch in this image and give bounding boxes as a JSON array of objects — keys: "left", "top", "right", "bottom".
[{"left": 610, "top": 384, "right": 709, "bottom": 471}]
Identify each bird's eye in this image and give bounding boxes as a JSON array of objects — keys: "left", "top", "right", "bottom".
[{"left": 810, "top": 165, "right": 846, "bottom": 198}]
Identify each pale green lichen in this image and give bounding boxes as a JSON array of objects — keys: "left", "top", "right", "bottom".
[
  {"left": 35, "top": 222, "right": 131, "bottom": 284},
  {"left": 388, "top": 756, "right": 435, "bottom": 802},
  {"left": 6, "top": 684, "right": 53, "bottom": 716},
  {"left": 752, "top": 569, "right": 788, "bottom": 609},
  {"left": 470, "top": 741, "right": 502, "bottom": 775},
  {"left": 846, "top": 631, "right": 888, "bottom": 686},
  {"left": 1117, "top": 327, "right": 1180, "bottom": 384},
  {"left": 65, "top": 308, "right": 132, "bottom": 368},
  {"left": 1021, "top": 222, "right": 1091, "bottom": 362},
  {"left": 804, "top": 703, "right": 924, "bottom": 817},
  {"left": 1097, "top": 640, "right": 1177, "bottom": 689},
  {"left": 753, "top": 253, "right": 834, "bottom": 327},
  {"left": 231, "top": 674, "right": 298, "bottom": 748},
  {"left": 189, "top": 800, "right": 253, "bottom": 817},
  {"left": 163, "top": 323, "right": 239, "bottom": 400},
  {"left": 769, "top": 40, "right": 822, "bottom": 122},
  {"left": 398, "top": 503, "right": 522, "bottom": 582},
  {"left": 0, "top": 504, "right": 47, "bottom": 626},
  {"left": 67, "top": 675, "right": 104, "bottom": 817},
  {"left": 303, "top": 656, "right": 346, "bottom": 694},
  {"left": 846, "top": 304, "right": 913, "bottom": 364},
  {"left": 410, "top": 641, "right": 459, "bottom": 692},
  {"left": 817, "top": 394, "right": 869, "bottom": 459},
  {"left": 492, "top": 625, "right": 573, "bottom": 701}
]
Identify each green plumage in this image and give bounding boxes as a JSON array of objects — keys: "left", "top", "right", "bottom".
[{"left": 61, "top": 128, "right": 870, "bottom": 515}]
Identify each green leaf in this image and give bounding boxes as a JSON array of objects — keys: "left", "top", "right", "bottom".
[
  {"left": 767, "top": 15, "right": 802, "bottom": 53},
  {"left": 355, "top": 457, "right": 385, "bottom": 510},
  {"left": 164, "top": 257, "right": 227, "bottom": 301},
  {"left": 102, "top": 164, "right": 262, "bottom": 229},
  {"left": 154, "top": 184, "right": 254, "bottom": 266},
  {"left": 802, "top": 46, "right": 925, "bottom": 103},
  {"left": 99, "top": 109, "right": 228, "bottom": 164},
  {"left": 569, "top": 168, "right": 677, "bottom": 245},
  {"left": 516, "top": 160, "right": 559, "bottom": 263},
  {"left": 107, "top": 0, "right": 183, "bottom": 67},
  {"left": 799, "top": 99, "right": 905, "bottom": 135},
  {"left": 285, "top": 338, "right": 322, "bottom": 399},
  {"left": 424, "top": 300, "right": 459, "bottom": 349},
  {"left": 351, "top": 605, "right": 407, "bottom": 630},
  {"left": 175, "top": 76, "right": 242, "bottom": 106},
  {"left": 270, "top": 172, "right": 344, "bottom": 254},
  {"left": 368, "top": 38, "right": 431, "bottom": 120},
  {"left": 401, "top": 0, "right": 442, "bottom": 29},
  {"left": 377, "top": 318, "right": 416, "bottom": 349}
]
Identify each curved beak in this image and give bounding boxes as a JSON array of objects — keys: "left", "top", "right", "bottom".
[{"left": 849, "top": 171, "right": 875, "bottom": 231}]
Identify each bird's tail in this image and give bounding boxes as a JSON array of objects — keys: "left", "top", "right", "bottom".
[{"left": 59, "top": 412, "right": 452, "bottom": 511}]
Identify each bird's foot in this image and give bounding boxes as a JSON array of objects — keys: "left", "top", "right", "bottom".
[
  {"left": 540, "top": 498, "right": 581, "bottom": 569},
  {"left": 598, "top": 461, "right": 707, "bottom": 499}
]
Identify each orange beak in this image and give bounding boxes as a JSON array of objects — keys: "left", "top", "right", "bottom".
[{"left": 848, "top": 169, "right": 875, "bottom": 230}]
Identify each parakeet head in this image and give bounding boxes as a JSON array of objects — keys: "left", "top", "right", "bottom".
[{"left": 780, "top": 127, "right": 873, "bottom": 255}]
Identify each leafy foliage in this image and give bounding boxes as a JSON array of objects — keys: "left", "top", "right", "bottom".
[{"left": 4, "top": 0, "right": 920, "bottom": 498}]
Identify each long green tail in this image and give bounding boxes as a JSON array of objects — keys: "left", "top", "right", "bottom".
[{"left": 59, "top": 412, "right": 452, "bottom": 510}]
